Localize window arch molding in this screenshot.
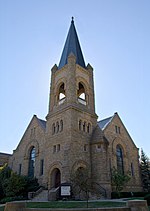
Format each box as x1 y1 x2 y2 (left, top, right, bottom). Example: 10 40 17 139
76 77 89 106
76 77 89 93
24 140 39 159
55 78 66 93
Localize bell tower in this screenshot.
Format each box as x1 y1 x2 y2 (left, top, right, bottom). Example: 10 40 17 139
48 18 96 116
46 18 98 186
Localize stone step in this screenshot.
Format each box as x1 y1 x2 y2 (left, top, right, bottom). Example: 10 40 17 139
31 190 48 202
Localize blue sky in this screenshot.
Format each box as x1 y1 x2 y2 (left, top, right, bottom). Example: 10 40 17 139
0 0 150 157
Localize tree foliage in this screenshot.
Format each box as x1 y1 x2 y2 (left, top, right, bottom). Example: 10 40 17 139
140 149 150 192
0 164 39 200
71 168 92 207
111 167 130 197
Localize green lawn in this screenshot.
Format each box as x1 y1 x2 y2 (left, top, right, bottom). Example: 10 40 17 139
27 201 126 208
0 201 150 210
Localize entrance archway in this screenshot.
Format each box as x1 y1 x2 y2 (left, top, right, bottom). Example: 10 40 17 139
51 168 61 188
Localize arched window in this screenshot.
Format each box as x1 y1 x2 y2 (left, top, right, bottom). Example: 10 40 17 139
87 123 91 133
28 147 35 177
78 82 86 105
60 120 63 132
58 83 66 105
79 120 82 131
56 121 59 133
83 121 86 132
116 145 124 174
52 123 55 135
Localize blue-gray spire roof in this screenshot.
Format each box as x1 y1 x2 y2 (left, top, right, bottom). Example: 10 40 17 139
58 18 86 69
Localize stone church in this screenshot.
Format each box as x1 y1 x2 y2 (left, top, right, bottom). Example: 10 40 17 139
7 18 142 198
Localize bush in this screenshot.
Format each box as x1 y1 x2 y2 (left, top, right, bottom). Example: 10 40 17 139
144 194 150 206
0 164 39 201
111 191 148 199
0 196 25 204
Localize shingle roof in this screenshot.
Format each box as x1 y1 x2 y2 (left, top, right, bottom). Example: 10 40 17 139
91 125 109 145
58 18 86 69
37 118 46 130
98 116 113 130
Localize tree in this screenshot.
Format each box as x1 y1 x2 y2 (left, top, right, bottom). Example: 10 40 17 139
111 167 130 197
140 149 150 192
2 172 26 197
71 168 92 207
0 164 12 199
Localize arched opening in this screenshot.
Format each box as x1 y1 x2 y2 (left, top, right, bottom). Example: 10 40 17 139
60 120 63 132
28 146 35 177
52 123 55 134
79 120 82 131
87 123 91 133
58 83 66 105
51 168 61 188
116 145 124 174
78 82 86 105
56 121 59 133
83 121 86 132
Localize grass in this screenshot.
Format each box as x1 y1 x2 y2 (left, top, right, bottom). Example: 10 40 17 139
27 201 126 208
0 201 150 210
0 207 4 211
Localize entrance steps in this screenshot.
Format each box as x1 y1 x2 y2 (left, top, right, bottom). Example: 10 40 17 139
30 190 48 201
48 187 60 201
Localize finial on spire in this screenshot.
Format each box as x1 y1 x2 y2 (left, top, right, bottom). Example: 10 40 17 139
71 17 74 23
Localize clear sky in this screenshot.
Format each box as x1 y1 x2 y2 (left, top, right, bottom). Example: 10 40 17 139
0 0 150 157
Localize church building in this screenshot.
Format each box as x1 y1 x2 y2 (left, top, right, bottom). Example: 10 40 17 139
7 18 142 198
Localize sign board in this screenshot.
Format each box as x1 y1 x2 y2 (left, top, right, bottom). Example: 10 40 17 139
61 185 71 196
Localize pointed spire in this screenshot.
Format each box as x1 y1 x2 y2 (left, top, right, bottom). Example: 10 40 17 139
58 18 86 69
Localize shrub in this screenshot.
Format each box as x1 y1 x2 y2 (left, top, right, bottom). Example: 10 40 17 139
144 193 150 206
111 191 148 199
0 196 25 204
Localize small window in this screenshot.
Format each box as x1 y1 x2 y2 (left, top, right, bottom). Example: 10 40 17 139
19 164 22 175
57 144 60 152
60 120 63 132
87 123 91 133
131 163 134 176
34 127 36 135
84 144 88 152
115 125 118 133
56 122 59 133
31 129 33 136
40 159 44 176
83 122 86 132
53 145 56 153
115 126 121 134
79 120 82 131
52 123 55 135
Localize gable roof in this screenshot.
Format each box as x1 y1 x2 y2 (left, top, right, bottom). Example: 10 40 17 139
98 116 113 130
58 18 86 69
37 118 46 130
98 113 138 148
